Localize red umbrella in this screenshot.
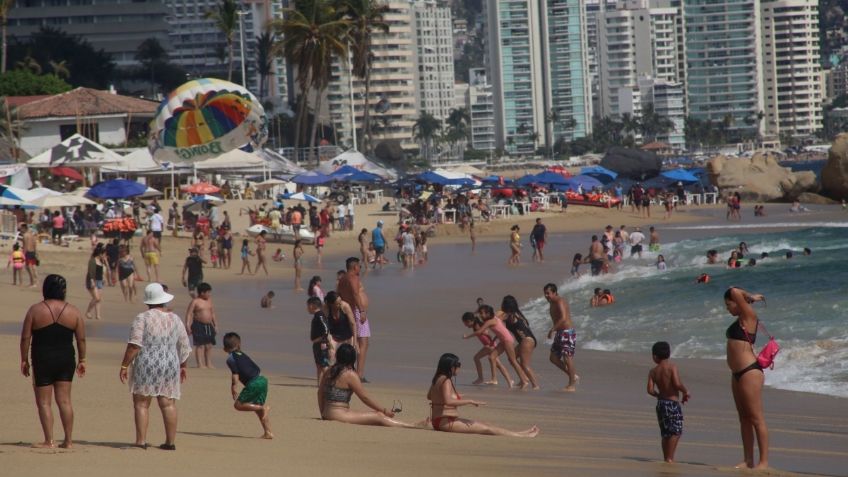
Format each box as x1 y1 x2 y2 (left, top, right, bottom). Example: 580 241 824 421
50 166 84 181
182 182 220 194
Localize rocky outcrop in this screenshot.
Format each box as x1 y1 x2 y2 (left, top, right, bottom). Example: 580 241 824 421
707 152 817 202
796 192 837 205
821 133 848 200
600 147 662 180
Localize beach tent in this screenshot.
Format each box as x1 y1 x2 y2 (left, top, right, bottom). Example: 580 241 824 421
193 148 265 171
580 165 618 183
330 166 382 183
414 171 452 185
442 164 486 177
255 149 306 174
27 134 123 168
433 168 481 185
255 178 288 190
661 168 699 184
0 164 32 189
514 174 540 186
291 171 333 185
531 171 571 186
0 185 55 202
87 179 147 199
563 175 603 191
102 148 171 174
320 149 398 180
282 191 321 203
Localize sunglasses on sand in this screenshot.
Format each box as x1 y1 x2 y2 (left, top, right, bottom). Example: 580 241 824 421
391 400 403 413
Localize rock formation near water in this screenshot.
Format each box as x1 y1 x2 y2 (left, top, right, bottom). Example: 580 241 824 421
600 147 662 180
821 133 848 200
707 152 817 202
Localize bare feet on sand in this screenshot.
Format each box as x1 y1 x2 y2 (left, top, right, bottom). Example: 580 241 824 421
260 405 273 439
32 441 55 449
471 378 485 385
520 425 540 438
58 440 72 449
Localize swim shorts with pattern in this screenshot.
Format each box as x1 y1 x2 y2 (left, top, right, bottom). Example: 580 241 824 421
656 399 683 438
551 328 576 358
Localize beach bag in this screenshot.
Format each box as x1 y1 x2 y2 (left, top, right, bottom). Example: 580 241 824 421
756 322 780 370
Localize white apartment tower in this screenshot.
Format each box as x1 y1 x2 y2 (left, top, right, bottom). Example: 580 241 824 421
760 0 823 139
486 0 592 155
684 0 768 139
467 68 497 150
597 0 686 117
327 0 419 150
412 0 456 126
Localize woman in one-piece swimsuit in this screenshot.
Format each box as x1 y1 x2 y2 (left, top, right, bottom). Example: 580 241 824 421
464 304 529 387
501 295 540 389
724 287 769 469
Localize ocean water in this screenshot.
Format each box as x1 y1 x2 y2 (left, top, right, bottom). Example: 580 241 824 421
521 225 848 398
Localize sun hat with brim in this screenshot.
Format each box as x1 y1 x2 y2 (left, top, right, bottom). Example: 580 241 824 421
144 283 174 305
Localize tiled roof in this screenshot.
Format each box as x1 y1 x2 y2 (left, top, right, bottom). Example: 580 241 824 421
641 141 671 150
13 87 159 120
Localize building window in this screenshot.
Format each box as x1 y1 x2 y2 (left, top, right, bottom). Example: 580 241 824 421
60 123 99 142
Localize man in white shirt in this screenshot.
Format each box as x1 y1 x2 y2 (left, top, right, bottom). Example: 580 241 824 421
346 202 355 231
148 209 165 241
629 227 645 258
337 203 347 230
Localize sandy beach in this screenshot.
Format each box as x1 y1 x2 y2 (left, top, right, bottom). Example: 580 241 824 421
1 199 846 477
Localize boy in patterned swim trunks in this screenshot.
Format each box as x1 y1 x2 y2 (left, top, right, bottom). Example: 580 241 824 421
647 341 691 463
223 332 273 439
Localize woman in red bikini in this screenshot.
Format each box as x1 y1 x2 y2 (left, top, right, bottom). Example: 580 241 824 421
427 353 538 437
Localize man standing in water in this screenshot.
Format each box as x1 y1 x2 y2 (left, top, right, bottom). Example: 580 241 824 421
589 235 605 276
544 283 578 392
19 223 38 287
530 218 548 262
371 220 387 269
255 230 269 275
337 257 371 381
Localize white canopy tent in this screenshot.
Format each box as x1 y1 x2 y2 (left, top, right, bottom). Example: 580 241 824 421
193 149 265 170
27 134 123 168
101 148 169 174
319 149 398 180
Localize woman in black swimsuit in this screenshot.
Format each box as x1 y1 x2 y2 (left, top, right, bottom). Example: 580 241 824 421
724 287 769 469
324 291 358 348
20 274 86 448
85 243 106 320
500 295 540 389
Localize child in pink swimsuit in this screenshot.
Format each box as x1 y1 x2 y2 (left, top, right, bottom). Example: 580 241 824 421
461 312 512 387
463 304 527 387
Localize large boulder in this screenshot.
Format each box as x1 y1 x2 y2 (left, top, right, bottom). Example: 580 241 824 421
796 192 837 205
707 152 818 202
821 133 848 200
374 140 406 164
600 147 662 180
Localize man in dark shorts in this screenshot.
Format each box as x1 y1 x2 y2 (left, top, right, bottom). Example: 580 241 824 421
105 238 120 286
530 218 548 262
307 296 330 382
185 282 217 368
588 235 605 276
181 247 205 298
20 223 39 286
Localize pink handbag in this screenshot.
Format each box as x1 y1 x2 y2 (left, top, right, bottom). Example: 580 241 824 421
745 322 780 370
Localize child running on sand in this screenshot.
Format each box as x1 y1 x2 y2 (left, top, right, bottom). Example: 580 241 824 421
461 312 512 386
260 291 275 308
308 296 331 383
223 332 273 439
647 341 690 463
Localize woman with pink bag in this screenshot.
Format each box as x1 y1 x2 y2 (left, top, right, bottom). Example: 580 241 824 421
724 287 770 470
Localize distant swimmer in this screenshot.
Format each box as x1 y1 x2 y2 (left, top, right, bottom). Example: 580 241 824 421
747 259 757 267
706 250 720 264
696 273 710 284
592 288 615 307
803 247 811 256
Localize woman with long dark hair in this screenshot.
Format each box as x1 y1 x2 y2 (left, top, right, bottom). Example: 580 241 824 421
307 275 324 301
85 243 107 320
317 344 416 428
20 274 86 448
724 287 769 469
427 353 538 437
500 295 540 389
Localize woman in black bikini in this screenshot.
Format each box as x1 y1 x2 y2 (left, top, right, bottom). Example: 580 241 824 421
318 344 417 428
19 274 86 448
427 353 538 437
85 243 106 320
724 287 769 469
500 296 540 389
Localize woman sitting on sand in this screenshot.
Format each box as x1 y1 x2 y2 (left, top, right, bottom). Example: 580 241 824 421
427 353 538 437
317 344 418 428
724 287 769 469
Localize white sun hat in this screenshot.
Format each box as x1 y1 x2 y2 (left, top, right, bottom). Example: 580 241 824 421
143 283 174 305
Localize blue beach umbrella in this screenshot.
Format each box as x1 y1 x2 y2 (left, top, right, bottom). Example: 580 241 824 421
414 171 452 185
87 179 147 199
282 191 321 203
532 171 571 186
661 168 699 184
291 171 332 185
514 174 539 186
580 165 618 183
564 175 603 190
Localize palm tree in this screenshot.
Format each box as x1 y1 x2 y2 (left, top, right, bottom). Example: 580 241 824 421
15 55 41 74
206 0 239 82
444 107 469 158
48 59 70 79
0 0 12 74
135 38 168 95
337 0 389 154
413 111 441 162
255 31 275 99
272 0 349 163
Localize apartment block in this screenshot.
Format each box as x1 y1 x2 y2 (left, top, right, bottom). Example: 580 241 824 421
412 0 456 125
467 68 496 150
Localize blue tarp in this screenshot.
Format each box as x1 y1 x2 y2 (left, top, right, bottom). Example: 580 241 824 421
562 175 603 191
532 171 571 185
661 168 700 183
291 171 333 185
331 166 382 183
580 165 618 183
87 179 147 199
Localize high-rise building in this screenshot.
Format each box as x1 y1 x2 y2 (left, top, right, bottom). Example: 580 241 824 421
485 0 592 155
467 68 496 150
597 0 686 117
684 0 767 138
327 0 418 150
760 0 822 139
412 0 456 125
7 0 172 68
584 0 616 118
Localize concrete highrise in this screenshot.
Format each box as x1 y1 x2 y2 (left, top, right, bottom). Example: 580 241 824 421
486 0 592 155
412 0 456 126
760 0 823 139
467 68 496 150
597 0 686 118
684 0 767 138
327 0 419 150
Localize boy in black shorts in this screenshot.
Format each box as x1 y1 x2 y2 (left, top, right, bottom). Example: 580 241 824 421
647 341 691 463
307 296 330 383
223 332 273 439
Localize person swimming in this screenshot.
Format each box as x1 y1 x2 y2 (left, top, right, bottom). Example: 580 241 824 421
696 273 711 284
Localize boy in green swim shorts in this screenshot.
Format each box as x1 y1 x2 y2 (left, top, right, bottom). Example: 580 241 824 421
223 332 273 439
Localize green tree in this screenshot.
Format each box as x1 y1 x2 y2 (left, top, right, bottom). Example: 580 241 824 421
272 0 349 163
206 0 239 82
7 27 114 88
413 111 441 162
444 107 469 158
640 103 674 143
0 69 71 96
255 31 275 99
0 0 12 74
15 55 41 74
135 38 168 96
337 0 389 154
48 59 70 79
